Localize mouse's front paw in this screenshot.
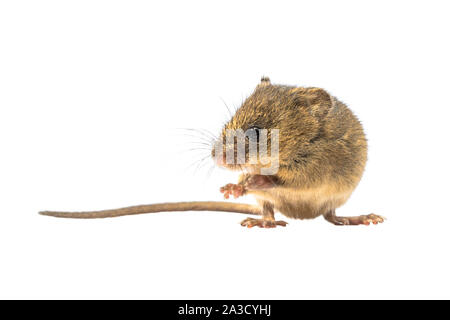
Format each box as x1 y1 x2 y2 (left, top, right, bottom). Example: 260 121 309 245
220 183 246 199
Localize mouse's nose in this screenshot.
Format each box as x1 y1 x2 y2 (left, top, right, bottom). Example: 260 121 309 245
211 146 227 166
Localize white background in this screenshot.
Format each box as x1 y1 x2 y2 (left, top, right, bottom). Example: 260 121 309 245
1 0 449 299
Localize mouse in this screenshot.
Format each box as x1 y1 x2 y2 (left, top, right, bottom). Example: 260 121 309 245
40 77 384 228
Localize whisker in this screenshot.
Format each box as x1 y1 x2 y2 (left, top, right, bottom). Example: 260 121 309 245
193 154 213 174
206 163 215 179
184 153 211 172
183 141 213 148
179 148 211 155
203 128 218 138
177 132 215 144
179 128 217 141
219 97 233 119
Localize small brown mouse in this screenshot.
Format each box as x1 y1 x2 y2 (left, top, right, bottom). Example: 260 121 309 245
40 77 384 228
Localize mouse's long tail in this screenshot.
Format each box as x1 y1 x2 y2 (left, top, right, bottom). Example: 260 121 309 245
39 201 261 219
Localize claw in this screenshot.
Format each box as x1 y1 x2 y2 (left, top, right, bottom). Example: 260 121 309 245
220 183 246 199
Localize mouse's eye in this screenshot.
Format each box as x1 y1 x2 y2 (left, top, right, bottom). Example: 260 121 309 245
247 126 261 141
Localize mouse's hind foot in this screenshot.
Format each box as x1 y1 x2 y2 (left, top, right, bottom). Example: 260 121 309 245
324 211 385 226
240 217 288 228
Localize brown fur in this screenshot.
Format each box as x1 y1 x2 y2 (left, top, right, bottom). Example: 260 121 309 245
221 78 367 219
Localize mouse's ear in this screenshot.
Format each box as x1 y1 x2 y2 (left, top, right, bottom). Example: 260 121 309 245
259 76 271 87
305 88 333 119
